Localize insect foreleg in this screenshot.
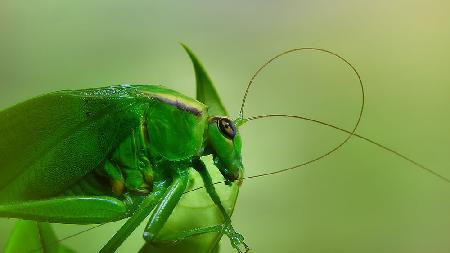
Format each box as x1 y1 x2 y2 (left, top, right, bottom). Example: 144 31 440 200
142 169 190 242
193 159 249 253
99 180 169 253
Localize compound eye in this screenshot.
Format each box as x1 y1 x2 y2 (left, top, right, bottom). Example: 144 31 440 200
217 118 236 139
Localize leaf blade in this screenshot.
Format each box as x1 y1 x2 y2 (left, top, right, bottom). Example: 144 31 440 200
4 220 74 253
182 44 228 116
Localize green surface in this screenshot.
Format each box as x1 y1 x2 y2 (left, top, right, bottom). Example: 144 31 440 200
1 1 450 253
4 220 74 253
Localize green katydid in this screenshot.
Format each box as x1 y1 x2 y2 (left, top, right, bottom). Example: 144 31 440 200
0 45 246 253
2 44 450 253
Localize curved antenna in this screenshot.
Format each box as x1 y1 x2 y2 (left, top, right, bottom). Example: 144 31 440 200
183 114 450 196
243 114 450 183
239 47 364 119
239 47 365 183
183 48 450 193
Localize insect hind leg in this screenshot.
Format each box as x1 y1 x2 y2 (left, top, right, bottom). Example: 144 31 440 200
0 195 127 224
142 169 190 242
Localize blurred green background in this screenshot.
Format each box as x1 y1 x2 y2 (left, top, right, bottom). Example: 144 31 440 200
1 1 450 252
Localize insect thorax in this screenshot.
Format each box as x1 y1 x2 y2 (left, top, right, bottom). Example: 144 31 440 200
63 88 209 198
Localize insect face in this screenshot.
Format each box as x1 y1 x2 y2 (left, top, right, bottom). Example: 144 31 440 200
207 116 243 184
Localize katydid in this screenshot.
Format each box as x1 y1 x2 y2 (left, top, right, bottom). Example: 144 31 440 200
2 45 450 253
0 45 246 253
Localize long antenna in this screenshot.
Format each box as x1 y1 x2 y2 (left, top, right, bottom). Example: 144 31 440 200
238 47 365 180
239 47 364 120
243 114 450 183
183 113 450 196
183 47 450 192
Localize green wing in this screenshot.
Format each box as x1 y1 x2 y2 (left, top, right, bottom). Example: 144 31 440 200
0 86 143 202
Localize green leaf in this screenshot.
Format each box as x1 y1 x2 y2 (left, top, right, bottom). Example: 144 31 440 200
182 44 228 116
4 220 75 253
